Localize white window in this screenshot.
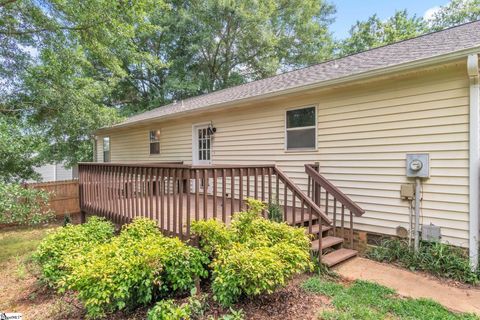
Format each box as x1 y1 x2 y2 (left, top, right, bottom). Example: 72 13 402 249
103 137 110 162
285 106 317 150
149 129 160 155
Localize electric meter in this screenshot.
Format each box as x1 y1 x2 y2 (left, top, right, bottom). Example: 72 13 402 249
406 154 429 178
410 159 423 171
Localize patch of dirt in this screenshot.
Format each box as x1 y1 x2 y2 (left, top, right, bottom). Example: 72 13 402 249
203 275 330 320
0 259 83 319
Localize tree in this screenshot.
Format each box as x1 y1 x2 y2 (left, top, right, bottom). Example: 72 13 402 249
0 116 44 182
111 0 337 113
338 10 427 56
428 0 480 31
1 0 337 176
0 0 154 168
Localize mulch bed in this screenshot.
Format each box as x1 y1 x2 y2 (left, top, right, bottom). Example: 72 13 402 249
232 277 329 320
106 274 329 320
3 269 328 319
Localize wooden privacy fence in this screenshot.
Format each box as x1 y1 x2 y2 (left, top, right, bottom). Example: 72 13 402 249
78 163 331 242
27 180 80 216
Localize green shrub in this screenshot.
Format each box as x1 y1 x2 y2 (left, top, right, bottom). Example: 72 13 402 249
63 218 208 318
33 216 114 286
147 292 209 320
267 201 283 222
212 243 291 306
192 198 312 306
367 239 479 284
147 299 191 320
0 182 54 225
190 219 232 257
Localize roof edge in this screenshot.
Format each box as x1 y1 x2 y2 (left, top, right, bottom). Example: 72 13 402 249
96 45 480 135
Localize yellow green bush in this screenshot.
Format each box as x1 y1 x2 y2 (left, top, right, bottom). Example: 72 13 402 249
61 218 208 318
192 198 312 306
33 216 114 286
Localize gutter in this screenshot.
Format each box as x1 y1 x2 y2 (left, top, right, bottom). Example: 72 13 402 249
468 54 479 271
96 45 480 134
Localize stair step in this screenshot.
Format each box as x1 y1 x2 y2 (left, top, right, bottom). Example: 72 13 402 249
322 248 358 267
311 236 344 251
307 224 332 234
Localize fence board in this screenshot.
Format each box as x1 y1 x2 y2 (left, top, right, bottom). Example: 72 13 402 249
26 180 80 216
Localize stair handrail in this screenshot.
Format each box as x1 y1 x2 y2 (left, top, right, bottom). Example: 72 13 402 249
305 164 365 217
273 165 332 225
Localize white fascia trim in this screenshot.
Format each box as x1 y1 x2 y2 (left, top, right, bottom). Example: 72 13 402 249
468 54 479 271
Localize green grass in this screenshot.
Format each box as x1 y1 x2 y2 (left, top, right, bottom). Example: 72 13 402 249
0 225 58 263
301 277 479 320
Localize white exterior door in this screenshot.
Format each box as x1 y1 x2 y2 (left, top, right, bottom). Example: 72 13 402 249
192 124 213 192
193 124 212 165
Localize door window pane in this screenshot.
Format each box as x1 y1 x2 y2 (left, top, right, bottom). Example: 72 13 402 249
196 126 212 161
149 130 160 155
103 137 110 162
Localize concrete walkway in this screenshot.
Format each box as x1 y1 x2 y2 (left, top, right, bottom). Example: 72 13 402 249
334 257 480 315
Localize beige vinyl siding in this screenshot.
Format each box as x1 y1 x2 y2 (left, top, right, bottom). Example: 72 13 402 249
97 62 470 247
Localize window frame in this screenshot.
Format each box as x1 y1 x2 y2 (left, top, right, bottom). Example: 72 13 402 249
284 105 318 152
103 136 110 162
149 129 161 155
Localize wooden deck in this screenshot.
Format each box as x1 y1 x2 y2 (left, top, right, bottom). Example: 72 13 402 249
83 193 320 238
79 162 364 265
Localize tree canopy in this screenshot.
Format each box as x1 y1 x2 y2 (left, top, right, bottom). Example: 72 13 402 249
1 0 479 181
338 10 427 56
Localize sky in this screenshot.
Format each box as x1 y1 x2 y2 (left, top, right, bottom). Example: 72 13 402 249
330 0 449 39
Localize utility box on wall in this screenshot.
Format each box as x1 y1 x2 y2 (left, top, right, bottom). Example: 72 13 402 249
406 153 430 178
422 224 441 242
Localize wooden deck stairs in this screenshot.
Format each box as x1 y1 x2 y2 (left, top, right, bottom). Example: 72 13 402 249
302 164 365 267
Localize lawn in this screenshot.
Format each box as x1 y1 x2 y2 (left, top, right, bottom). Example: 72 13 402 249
301 276 479 320
0 225 57 262
0 223 478 320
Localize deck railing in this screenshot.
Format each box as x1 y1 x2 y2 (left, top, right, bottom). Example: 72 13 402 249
305 163 365 248
78 163 331 247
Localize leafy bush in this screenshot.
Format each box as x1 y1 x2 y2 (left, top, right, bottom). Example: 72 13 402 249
147 299 192 320
267 201 283 222
0 182 54 225
147 297 244 320
367 239 479 284
191 219 232 257
33 216 114 286
63 218 208 318
147 290 210 320
192 198 312 306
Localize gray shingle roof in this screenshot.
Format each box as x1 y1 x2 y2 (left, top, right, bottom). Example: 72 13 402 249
114 21 480 128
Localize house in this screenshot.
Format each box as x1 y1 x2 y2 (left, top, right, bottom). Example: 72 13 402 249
85 21 480 268
29 162 78 183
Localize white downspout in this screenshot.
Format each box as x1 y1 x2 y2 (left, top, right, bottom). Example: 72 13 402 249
468 54 479 271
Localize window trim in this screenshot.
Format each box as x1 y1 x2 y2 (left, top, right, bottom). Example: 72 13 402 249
149 129 161 156
103 136 110 163
284 105 318 152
